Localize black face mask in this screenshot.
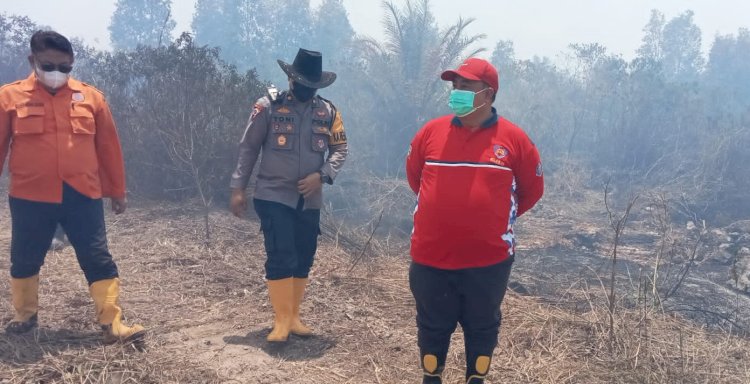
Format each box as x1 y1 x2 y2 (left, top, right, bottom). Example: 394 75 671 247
291 81 317 102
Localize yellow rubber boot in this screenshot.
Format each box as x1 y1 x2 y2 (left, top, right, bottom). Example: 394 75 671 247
266 278 294 342
290 277 313 336
6 275 39 334
89 278 145 344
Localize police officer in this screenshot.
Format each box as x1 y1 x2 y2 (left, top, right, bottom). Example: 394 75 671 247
230 48 347 342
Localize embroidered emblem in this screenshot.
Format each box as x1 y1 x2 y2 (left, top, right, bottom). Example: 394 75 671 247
251 103 264 120
493 145 508 159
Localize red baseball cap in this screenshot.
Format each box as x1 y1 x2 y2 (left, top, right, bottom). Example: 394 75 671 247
441 57 499 93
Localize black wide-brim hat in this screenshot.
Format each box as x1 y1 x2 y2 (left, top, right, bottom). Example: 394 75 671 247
278 48 337 89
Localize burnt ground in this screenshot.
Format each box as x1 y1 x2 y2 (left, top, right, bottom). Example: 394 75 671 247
0 193 749 384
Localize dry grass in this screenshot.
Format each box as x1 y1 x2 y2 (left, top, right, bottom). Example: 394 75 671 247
0 198 749 383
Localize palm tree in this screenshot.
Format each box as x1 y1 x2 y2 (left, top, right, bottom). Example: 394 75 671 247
354 0 486 175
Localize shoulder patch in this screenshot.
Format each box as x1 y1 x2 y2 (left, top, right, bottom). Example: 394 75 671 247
329 111 347 145
250 96 271 121
250 96 272 120
250 103 265 120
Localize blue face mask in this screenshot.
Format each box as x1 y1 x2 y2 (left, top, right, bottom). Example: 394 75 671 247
448 88 489 117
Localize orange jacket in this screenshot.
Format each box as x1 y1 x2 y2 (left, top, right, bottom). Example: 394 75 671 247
0 73 126 203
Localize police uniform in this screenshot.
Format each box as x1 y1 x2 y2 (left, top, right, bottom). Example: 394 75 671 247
231 91 347 213
230 48 347 342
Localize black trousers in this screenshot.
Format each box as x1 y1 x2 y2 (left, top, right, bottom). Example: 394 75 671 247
253 197 320 280
409 258 513 376
9 183 118 284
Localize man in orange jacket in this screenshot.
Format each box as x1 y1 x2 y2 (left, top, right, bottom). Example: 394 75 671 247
0 30 144 343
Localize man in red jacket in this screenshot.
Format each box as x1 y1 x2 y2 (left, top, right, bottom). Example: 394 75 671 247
406 58 543 384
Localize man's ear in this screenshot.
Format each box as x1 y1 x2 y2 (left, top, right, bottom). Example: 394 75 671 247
27 55 35 68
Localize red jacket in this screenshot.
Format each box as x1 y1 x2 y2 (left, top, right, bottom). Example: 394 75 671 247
406 111 543 269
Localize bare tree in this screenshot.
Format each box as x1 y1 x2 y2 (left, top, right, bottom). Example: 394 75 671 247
604 180 639 349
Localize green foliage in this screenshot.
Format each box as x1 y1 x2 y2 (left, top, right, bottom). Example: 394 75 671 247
0 14 37 83
705 28 750 105
79 33 266 200
636 9 665 64
0 4 749 221
109 0 176 50
192 0 326 85
340 0 485 176
486 11 749 221
662 10 704 82
310 0 355 67
191 0 251 63
701 28 750 218
490 40 516 87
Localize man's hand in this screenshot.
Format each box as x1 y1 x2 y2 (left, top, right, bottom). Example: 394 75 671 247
111 197 127 215
230 188 248 218
298 172 323 198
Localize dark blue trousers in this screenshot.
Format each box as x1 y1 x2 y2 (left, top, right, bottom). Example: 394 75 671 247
409 257 514 379
253 197 320 280
9 183 118 284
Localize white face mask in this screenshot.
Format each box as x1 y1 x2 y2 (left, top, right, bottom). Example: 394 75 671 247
35 66 69 90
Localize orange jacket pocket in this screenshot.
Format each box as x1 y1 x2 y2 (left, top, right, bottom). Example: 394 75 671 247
70 108 96 134
14 106 45 135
